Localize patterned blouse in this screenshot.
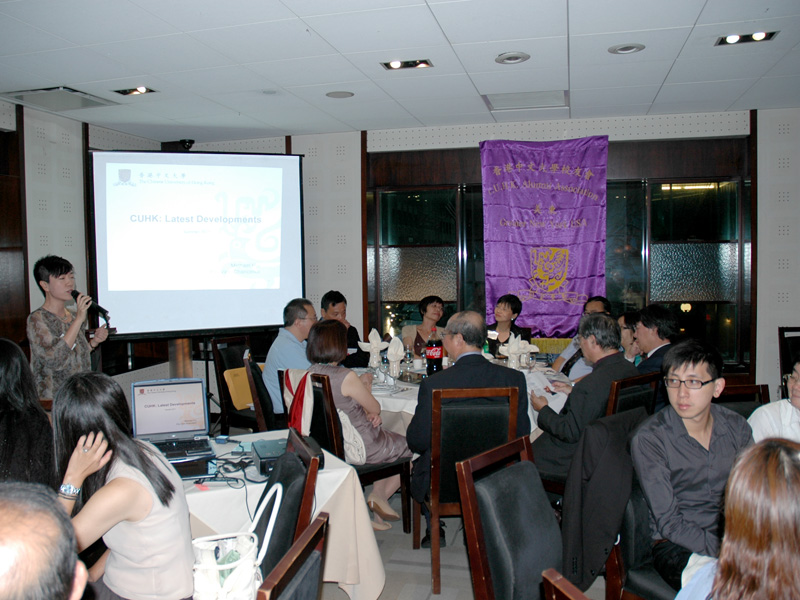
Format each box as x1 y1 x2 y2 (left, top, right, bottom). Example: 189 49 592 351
27 307 91 401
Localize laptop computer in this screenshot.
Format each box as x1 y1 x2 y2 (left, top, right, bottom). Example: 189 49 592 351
131 378 215 463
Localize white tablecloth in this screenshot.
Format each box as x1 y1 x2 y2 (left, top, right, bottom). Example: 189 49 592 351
185 430 385 600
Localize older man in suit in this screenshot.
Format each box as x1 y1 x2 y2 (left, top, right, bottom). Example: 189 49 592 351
406 310 531 546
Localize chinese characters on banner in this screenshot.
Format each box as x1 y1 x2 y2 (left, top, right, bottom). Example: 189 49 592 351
481 136 608 337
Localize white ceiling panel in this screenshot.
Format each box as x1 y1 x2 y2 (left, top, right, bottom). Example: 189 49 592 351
189 19 337 64
570 60 674 89
0 0 796 141
429 0 567 44
469 68 568 95
302 6 447 54
0 0 179 45
569 0 704 35
728 75 800 110
129 0 296 30
570 85 660 108
570 28 693 66
452 37 568 73
246 55 368 87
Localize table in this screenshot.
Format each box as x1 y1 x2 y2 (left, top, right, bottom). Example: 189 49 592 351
184 430 385 600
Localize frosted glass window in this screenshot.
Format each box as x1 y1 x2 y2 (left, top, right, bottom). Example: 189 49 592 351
378 247 457 301
650 243 738 302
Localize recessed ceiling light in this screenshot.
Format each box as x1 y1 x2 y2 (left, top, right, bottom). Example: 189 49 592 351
114 86 156 96
608 43 645 55
380 59 433 70
716 31 778 45
495 51 531 65
326 91 354 99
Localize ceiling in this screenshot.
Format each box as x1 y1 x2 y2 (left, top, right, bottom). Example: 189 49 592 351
0 0 798 143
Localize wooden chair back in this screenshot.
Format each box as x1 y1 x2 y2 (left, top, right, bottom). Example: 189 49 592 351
606 371 660 416
542 568 589 600
242 351 277 431
257 513 329 600
714 383 770 419
211 335 255 434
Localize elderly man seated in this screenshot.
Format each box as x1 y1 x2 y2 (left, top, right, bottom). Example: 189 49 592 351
748 356 800 442
406 310 531 546
0 481 88 600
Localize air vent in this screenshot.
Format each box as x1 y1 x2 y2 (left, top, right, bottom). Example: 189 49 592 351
0 87 118 112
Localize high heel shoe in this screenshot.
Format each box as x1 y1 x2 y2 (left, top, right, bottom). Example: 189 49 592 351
367 493 400 521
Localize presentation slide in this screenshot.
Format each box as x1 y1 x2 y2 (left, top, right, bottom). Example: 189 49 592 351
92 151 304 337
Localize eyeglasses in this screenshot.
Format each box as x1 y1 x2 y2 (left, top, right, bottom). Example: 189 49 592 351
663 377 714 390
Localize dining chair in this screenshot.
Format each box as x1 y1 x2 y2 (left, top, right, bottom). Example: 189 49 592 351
257 513 329 600
307 373 412 533
606 371 661 416
211 335 257 434
542 568 590 600
456 436 561 600
254 428 321 577
416 387 519 595
604 477 676 600
713 383 770 419
242 349 278 431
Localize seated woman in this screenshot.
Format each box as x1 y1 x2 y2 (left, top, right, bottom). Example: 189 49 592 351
307 319 412 530
401 295 445 358
53 372 193 600
0 338 55 487
27 255 108 402
486 294 531 356
676 438 800 599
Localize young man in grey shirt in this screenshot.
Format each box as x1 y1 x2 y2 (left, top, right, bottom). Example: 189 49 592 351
631 339 752 591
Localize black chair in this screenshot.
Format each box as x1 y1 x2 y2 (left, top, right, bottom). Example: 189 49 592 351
456 436 561 600
242 349 278 431
307 373 412 534
542 568 590 600
257 513 329 600
416 387 519 595
714 383 769 419
606 371 660 416
253 429 320 577
211 336 258 434
604 477 676 600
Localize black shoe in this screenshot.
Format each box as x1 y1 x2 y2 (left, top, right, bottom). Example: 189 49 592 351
421 524 447 548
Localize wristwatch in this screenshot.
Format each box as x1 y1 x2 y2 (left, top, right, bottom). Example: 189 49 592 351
59 483 81 497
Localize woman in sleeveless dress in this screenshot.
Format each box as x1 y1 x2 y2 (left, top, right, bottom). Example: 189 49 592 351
53 372 193 600
402 295 445 358
307 319 411 530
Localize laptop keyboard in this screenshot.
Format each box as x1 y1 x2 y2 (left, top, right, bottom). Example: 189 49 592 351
154 438 212 459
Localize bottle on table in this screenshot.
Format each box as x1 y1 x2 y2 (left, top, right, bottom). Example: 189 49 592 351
426 327 443 376
405 344 414 365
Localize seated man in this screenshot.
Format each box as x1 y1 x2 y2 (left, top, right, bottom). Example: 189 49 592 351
0 481 87 600
263 298 317 416
748 357 800 442
532 312 638 478
631 339 753 591
552 296 611 381
406 310 531 545
634 304 678 412
320 290 369 368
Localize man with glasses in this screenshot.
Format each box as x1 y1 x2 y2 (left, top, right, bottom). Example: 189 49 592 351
631 340 752 591
552 296 611 381
748 357 800 442
406 310 531 547
263 298 317 416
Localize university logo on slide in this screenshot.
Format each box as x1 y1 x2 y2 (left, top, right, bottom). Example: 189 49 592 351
118 169 131 183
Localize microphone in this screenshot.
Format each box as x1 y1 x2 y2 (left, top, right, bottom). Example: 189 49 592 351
71 290 110 322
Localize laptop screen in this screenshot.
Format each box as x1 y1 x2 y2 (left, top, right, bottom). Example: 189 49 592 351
131 378 209 442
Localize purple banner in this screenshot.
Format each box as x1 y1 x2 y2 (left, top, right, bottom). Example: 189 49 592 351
481 136 608 337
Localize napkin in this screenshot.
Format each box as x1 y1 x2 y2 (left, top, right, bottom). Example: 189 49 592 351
386 336 405 362
358 329 389 369
499 334 540 356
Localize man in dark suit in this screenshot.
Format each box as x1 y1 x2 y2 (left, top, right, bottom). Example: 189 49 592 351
634 304 679 412
320 290 370 368
406 310 531 545
531 313 639 479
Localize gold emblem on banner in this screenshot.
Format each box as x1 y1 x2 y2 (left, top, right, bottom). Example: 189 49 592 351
516 247 587 305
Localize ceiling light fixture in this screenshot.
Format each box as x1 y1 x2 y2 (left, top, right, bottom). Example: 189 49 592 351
380 59 433 70
114 86 156 96
716 31 778 45
608 43 645 55
325 91 354 99
495 51 531 65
